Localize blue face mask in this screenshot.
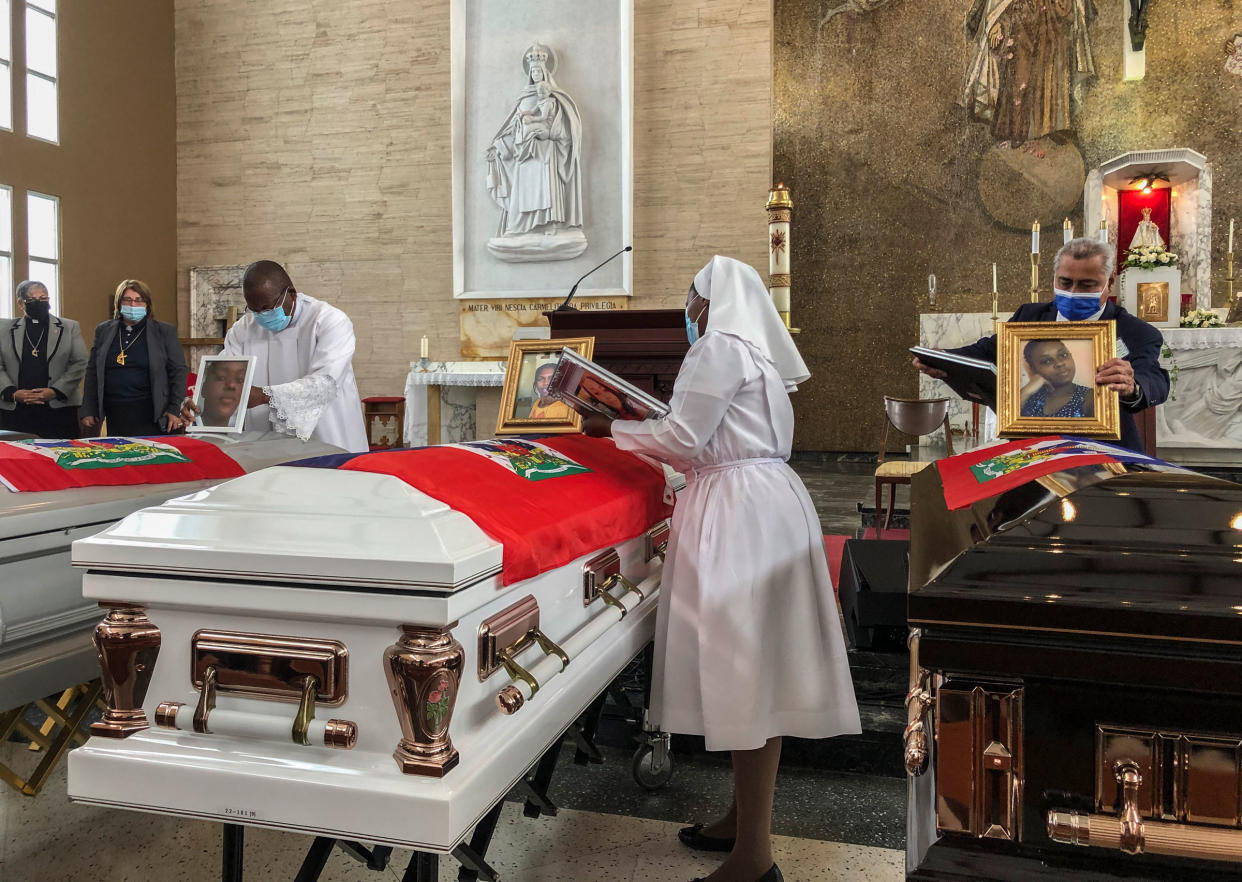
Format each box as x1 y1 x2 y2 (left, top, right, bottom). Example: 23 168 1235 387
685 312 699 345
1053 289 1104 321
253 290 292 333
120 305 146 322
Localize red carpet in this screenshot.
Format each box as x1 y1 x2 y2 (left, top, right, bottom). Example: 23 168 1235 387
824 528 910 591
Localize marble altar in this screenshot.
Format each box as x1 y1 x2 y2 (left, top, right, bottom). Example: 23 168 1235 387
917 312 999 446
404 361 506 447
1156 327 1242 465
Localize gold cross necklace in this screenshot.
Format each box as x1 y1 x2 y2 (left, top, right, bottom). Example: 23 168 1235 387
116 323 147 366
24 323 47 357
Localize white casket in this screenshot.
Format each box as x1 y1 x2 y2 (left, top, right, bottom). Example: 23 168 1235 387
67 450 673 854
0 436 340 714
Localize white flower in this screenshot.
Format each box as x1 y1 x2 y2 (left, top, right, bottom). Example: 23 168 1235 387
1159 253 1170 263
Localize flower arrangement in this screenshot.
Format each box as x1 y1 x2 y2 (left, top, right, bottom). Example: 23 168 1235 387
1181 308 1224 329
1122 244 1179 271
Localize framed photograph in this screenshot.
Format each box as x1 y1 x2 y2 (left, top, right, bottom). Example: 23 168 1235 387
548 348 670 421
997 321 1120 440
187 355 256 435
495 337 595 435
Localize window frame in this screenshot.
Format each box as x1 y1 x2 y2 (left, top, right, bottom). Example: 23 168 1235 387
0 185 12 320
26 188 59 313
0 0 11 132
23 0 57 144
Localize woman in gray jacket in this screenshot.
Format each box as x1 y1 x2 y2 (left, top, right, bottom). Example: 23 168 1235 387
0 281 88 438
81 280 188 436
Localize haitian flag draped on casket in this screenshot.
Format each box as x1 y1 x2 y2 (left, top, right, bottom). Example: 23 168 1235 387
935 435 1190 511
291 434 673 585
0 436 245 492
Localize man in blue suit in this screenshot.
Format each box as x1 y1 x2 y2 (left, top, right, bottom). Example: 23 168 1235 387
914 238 1169 453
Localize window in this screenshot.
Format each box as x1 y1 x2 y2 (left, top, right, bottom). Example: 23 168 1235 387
25 0 56 142
0 186 11 319
27 190 57 311
0 1 11 131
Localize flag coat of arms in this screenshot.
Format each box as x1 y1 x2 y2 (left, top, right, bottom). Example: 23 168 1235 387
935 436 1184 511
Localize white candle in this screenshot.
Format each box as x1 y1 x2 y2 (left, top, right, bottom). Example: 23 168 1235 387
1032 221 1040 254
992 263 997 293
1230 218 1236 254
1063 218 1073 244
420 335 428 359
1098 220 1108 244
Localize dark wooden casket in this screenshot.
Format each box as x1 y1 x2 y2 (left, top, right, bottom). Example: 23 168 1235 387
905 461 1242 881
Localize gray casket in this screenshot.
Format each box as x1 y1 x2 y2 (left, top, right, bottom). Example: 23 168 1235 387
67 460 672 853
0 436 340 713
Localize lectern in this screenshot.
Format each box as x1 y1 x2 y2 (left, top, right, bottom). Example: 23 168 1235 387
545 309 689 403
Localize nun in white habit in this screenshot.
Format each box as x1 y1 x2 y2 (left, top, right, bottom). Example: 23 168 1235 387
584 255 859 882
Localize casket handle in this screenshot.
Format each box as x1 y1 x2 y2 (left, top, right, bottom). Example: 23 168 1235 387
530 628 569 671
194 665 218 734
291 674 319 746
600 572 644 610
497 649 540 697
904 629 932 777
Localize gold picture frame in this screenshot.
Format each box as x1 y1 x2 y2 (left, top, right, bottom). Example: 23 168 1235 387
997 321 1120 441
496 337 595 435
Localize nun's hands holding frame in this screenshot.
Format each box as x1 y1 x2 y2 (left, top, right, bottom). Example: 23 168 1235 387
582 413 614 438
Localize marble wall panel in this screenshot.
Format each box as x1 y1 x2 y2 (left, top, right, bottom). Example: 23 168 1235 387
176 0 771 403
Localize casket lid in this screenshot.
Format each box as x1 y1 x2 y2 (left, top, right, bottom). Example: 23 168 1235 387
909 469 1242 645
72 466 502 592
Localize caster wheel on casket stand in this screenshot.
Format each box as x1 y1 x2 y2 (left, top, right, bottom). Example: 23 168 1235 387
631 724 673 791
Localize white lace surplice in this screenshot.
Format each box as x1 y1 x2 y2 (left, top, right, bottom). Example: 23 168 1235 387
221 293 369 453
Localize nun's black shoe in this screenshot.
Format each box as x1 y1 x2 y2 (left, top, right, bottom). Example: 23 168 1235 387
690 864 783 882
678 823 736 852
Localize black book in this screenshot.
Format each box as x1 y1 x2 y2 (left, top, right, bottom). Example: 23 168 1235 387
910 346 997 409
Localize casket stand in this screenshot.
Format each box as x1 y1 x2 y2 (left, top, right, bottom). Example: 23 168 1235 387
0 435 340 796
904 457 1242 881
68 458 677 881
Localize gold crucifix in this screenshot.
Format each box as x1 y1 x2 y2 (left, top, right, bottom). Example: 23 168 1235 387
116 352 126 366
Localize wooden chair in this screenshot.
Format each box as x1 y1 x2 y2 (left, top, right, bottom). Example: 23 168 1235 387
875 397 954 537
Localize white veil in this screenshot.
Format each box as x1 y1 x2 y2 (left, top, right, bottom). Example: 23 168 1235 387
693 255 810 392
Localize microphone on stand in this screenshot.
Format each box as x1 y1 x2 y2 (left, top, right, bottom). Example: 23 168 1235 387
556 245 632 311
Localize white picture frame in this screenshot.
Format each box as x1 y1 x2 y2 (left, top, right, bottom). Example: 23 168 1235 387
451 0 634 302
188 355 256 435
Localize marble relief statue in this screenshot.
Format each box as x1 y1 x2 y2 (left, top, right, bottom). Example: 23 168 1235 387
1129 207 1165 250
961 0 1098 146
485 42 587 262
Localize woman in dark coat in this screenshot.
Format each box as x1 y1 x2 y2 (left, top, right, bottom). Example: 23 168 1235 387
81 279 188 436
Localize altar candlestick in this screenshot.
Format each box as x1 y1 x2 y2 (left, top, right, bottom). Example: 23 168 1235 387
1031 221 1040 254
767 183 798 333
1063 218 1073 244
1030 222 1041 303
1230 218 1235 254
420 336 428 359
1098 220 1108 244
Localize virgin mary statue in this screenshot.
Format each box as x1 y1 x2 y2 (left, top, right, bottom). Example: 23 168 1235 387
485 43 587 262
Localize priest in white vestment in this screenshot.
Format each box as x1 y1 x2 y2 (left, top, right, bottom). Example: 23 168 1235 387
584 255 859 882
185 261 368 453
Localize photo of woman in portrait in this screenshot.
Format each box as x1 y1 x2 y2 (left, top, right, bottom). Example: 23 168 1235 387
1019 338 1095 418
194 359 249 430
526 361 570 419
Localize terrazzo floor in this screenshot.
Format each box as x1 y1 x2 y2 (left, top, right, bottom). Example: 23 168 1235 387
0 459 910 882
0 744 903 881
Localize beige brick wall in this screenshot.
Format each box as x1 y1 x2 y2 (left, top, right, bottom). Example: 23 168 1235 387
176 0 772 398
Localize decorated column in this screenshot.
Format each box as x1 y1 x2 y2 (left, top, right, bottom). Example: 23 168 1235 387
767 184 798 333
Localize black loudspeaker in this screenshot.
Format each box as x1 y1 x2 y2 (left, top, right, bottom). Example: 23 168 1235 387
838 539 909 650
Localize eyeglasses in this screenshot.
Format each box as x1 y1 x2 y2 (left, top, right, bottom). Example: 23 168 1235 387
119 296 146 305
246 287 290 314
